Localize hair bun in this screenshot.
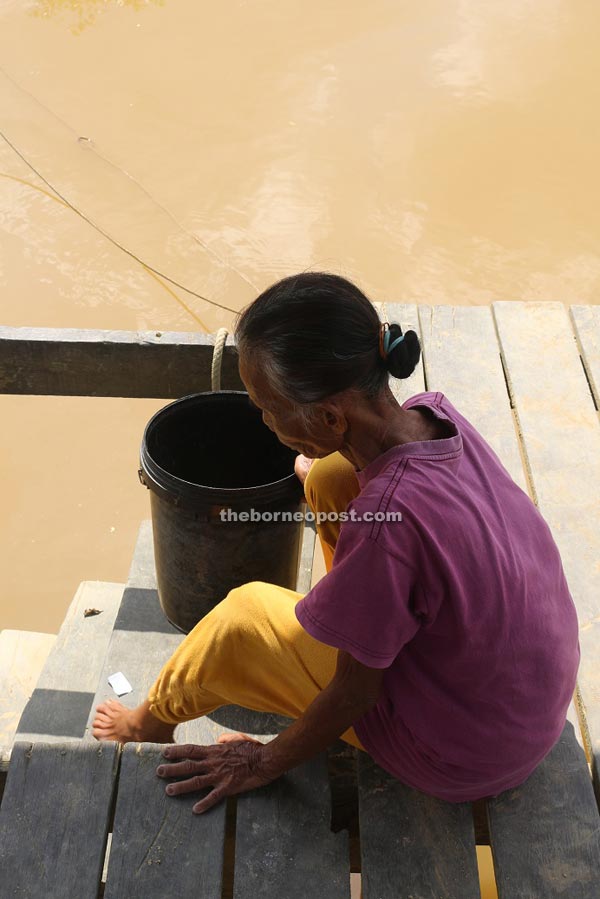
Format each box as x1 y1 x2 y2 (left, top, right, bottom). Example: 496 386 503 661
385 323 421 380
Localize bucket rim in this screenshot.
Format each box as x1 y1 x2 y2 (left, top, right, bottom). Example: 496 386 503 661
139 390 304 506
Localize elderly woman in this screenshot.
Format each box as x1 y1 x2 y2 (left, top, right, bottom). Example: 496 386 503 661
93 272 580 814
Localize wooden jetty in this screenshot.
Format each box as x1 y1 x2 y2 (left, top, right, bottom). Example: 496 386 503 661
1 301 600 897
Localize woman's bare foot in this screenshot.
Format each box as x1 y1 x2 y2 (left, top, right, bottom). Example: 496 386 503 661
217 731 262 745
294 454 315 485
92 698 175 745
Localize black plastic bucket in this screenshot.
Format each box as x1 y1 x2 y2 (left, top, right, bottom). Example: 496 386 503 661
138 391 305 633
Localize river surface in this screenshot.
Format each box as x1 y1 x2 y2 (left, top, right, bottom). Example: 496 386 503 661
5 3 597 893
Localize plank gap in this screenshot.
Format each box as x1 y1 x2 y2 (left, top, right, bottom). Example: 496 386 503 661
496 341 539 506
98 840 109 898
498 352 514 409
472 798 490 845
416 305 429 392
99 746 122 890
327 743 361 873
579 354 599 412
573 685 600 813
348 811 361 875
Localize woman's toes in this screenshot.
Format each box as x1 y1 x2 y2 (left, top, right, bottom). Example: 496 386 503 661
217 731 261 745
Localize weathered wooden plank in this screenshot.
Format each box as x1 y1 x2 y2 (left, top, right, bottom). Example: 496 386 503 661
567 698 589 758
376 302 427 402
0 326 244 397
357 753 481 898
0 630 56 773
0 741 119 897
82 585 213 743
16 582 124 744
487 720 600 898
492 301 600 797
417 304 528 491
121 517 309 743
83 586 291 749
104 742 225 898
127 520 158 589
234 752 350 898
570 305 600 410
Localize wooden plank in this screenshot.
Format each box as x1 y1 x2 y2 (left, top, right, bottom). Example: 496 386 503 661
83 586 292 749
0 630 56 773
357 753 481 898
487 720 600 898
0 740 119 897
127 520 157 589
492 301 600 795
417 304 528 491
376 302 427 402
0 326 244 397
417 303 587 749
16 582 124 744
571 305 600 409
104 742 225 898
121 518 310 743
83 585 212 743
234 752 350 898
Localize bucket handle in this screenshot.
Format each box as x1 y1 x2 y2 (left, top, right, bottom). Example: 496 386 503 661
211 328 229 392
139 327 230 493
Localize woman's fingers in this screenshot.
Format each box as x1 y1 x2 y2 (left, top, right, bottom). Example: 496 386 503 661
155 739 277 814
164 773 213 796
161 743 208 761
156 758 205 778
193 786 226 815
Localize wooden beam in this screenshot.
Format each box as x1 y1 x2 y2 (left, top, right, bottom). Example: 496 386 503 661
486 721 600 898
0 326 244 397
357 754 481 898
417 303 527 491
16 582 125 748
234 753 350 898
492 300 600 801
571 305 600 411
0 741 119 897
104 742 226 898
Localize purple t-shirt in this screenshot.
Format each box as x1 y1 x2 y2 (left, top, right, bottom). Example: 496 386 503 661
295 390 581 802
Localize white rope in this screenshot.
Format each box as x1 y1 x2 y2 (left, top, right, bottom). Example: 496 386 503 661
211 328 229 391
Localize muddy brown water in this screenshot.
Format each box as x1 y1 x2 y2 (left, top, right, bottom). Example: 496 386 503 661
3 0 600 633
2 5 599 891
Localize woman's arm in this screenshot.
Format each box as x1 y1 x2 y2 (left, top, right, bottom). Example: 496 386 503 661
156 650 385 813
261 649 384 777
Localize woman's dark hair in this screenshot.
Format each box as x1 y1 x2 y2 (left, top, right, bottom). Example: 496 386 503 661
234 272 420 406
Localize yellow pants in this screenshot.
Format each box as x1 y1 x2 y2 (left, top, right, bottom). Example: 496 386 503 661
147 451 366 749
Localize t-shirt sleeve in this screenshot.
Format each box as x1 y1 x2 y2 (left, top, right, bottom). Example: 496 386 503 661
295 532 421 668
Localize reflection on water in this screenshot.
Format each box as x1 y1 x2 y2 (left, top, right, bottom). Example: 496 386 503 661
432 0 565 102
31 0 165 37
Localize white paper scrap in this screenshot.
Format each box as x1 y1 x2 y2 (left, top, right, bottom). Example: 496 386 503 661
108 671 133 696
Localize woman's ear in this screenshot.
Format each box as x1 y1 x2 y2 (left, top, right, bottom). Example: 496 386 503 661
321 403 347 434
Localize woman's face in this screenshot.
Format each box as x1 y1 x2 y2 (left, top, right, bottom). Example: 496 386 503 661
238 353 344 458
